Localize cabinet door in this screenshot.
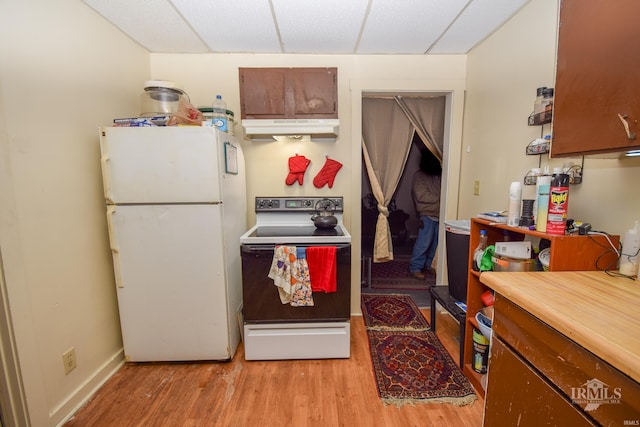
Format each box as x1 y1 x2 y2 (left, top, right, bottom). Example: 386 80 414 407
484 337 596 427
239 67 338 119
552 0 640 157
289 68 337 117
239 68 286 118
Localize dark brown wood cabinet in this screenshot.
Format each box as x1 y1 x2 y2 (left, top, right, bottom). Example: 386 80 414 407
484 295 640 426
484 335 596 426
552 0 640 157
239 67 338 119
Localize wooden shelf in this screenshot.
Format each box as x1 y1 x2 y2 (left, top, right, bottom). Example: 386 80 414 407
461 218 620 397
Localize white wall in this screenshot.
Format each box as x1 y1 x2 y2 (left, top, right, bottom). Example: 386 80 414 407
3 0 638 425
461 0 640 237
150 54 468 313
0 0 149 425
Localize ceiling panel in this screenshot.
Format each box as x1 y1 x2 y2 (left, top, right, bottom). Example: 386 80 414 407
272 0 369 53
83 0 208 53
429 0 530 53
171 0 282 53
81 0 532 55
358 0 468 54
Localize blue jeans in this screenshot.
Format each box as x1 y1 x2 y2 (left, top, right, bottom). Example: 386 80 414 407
410 216 439 273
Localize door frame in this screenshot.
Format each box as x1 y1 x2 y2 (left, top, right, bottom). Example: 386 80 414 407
0 250 30 427
349 79 466 310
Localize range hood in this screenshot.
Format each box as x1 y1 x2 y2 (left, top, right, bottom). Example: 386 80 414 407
242 118 339 141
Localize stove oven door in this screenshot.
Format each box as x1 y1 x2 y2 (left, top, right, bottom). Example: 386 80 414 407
240 243 351 323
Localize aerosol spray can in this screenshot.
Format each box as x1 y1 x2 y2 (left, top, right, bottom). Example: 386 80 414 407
546 171 570 235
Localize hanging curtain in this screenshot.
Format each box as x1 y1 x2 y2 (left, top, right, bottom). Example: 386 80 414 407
395 96 446 161
362 95 446 263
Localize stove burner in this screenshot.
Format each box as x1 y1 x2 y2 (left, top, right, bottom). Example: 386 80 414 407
312 228 339 237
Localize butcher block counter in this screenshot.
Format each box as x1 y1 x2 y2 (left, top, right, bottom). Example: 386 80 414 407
479 271 640 426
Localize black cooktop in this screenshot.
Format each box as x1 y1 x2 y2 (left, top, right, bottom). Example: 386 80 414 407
248 225 345 238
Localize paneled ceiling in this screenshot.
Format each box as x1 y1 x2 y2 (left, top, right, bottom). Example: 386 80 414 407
82 0 531 55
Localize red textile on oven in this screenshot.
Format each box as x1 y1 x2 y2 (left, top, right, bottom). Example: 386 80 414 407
306 246 337 293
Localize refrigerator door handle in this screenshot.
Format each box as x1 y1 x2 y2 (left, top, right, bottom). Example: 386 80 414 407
106 205 124 288
100 152 114 204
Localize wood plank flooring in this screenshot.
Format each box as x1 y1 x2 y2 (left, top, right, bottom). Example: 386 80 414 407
64 308 483 427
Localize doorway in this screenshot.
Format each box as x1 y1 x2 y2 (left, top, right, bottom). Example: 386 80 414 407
349 82 466 308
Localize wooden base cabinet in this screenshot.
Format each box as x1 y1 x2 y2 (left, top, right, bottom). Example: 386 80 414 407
484 337 596 426
484 295 640 426
462 219 619 396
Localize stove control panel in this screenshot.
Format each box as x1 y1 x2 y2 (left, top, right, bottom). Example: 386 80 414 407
255 197 343 212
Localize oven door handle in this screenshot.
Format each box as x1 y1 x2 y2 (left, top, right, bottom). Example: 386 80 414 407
241 244 351 254
241 244 278 254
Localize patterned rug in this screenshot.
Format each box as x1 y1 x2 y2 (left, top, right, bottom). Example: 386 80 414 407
362 294 476 407
369 256 435 290
361 294 430 331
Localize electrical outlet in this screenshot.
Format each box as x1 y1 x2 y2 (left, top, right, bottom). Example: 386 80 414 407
474 180 481 196
62 347 77 375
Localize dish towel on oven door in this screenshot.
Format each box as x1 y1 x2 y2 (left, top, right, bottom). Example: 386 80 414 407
306 246 337 293
268 246 314 306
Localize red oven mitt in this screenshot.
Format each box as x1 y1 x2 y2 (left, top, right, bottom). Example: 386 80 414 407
286 154 311 186
313 157 343 188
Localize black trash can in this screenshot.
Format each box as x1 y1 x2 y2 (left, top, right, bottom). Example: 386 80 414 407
444 220 470 303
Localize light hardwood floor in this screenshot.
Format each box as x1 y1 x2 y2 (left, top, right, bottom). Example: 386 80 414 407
64 308 483 427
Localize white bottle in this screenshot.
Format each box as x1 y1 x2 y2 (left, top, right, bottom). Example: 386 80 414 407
212 95 228 132
507 182 522 227
620 220 640 277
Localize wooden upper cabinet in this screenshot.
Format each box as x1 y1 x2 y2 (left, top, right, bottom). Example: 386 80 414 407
552 0 640 157
239 67 337 119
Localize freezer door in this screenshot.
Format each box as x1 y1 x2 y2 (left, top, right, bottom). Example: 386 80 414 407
100 126 222 204
107 204 236 361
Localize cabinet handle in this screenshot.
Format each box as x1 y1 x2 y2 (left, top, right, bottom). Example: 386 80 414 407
617 114 637 140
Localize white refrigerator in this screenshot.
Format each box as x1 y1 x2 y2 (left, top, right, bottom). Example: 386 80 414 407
99 126 246 362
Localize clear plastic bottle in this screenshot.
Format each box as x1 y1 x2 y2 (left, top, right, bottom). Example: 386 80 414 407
620 220 640 277
212 95 228 132
533 86 547 116
473 229 489 271
541 88 554 120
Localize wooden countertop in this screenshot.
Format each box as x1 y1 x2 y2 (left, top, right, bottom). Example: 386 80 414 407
480 271 640 383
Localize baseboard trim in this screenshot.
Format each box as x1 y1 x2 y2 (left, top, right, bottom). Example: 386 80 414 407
53 348 124 426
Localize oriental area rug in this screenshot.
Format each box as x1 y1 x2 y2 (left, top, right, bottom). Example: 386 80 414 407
361 294 476 407
369 256 435 290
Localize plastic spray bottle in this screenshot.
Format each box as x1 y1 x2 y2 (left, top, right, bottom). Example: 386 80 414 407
473 230 488 272
620 220 640 277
